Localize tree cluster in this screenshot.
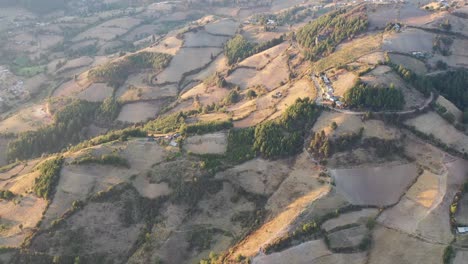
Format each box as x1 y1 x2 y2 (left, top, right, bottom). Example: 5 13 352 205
343 81 405 111
388 63 431 97
253 98 321 158
224 35 284 65
72 154 130 168
182 120 233 135
429 70 468 115
33 156 64 200
296 7 368 60
7 99 121 161
88 52 172 87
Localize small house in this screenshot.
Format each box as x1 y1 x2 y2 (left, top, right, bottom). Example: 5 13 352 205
457 227 468 234
321 75 331 85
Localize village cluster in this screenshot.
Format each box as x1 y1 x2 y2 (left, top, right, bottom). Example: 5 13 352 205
316 73 345 108
0 66 28 106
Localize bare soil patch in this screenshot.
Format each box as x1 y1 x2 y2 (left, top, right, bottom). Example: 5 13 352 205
242 25 288 43
360 65 426 109
204 19 239 36
313 34 382 73
52 79 86 98
215 158 290 196
322 209 379 232
76 83 114 102
329 70 358 97
265 152 322 215
368 226 445 264
357 51 385 65
388 53 427 75
327 225 368 250
454 250 468 264
182 83 230 106
183 30 228 47
117 74 178 102
184 132 228 155
145 35 183 55
312 111 400 140
238 42 289 69
132 174 171 199
32 187 145 262
382 29 434 53
367 4 429 29
157 47 222 84
117 102 162 123
229 186 330 259
269 78 317 120
0 103 53 134
253 239 367 264
73 17 141 41
185 54 229 82
405 111 468 153
0 195 47 247
227 53 289 91
330 163 419 206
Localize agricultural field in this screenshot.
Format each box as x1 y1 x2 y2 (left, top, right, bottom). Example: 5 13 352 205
382 28 434 54
116 102 162 123
76 83 114 102
242 25 288 43
183 132 228 155
312 112 400 140
0 103 53 134
117 73 178 101
327 70 358 97
73 17 142 42
360 65 426 109
388 53 427 75
0 0 467 263
405 111 468 153
368 226 445 264
313 33 383 73
330 163 419 206
156 47 222 85
367 4 431 29
226 52 290 90
436 95 463 121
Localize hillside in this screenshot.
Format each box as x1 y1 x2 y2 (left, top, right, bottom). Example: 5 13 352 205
0 0 467 264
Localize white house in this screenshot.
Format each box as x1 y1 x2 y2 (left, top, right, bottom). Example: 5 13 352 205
457 227 468 234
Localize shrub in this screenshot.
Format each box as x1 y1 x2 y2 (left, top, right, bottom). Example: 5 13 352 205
246 89 257 99
72 154 130 168
0 190 15 200
443 245 454 264
366 218 376 230
144 112 186 133
225 90 240 105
